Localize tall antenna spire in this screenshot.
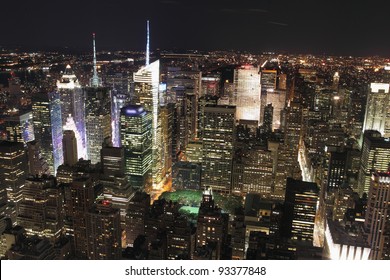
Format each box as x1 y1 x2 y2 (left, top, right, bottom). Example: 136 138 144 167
146 20 150 66
90 33 102 87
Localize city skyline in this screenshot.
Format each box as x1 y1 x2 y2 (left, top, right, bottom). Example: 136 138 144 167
1 1 390 56
1 1 390 262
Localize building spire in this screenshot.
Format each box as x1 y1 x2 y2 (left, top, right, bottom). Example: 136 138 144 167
146 20 150 66
90 33 102 87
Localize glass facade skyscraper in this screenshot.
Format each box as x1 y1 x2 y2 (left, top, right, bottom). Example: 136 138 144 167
120 105 152 190
133 60 164 189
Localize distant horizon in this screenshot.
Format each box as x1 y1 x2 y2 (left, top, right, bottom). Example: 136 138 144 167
2 44 390 59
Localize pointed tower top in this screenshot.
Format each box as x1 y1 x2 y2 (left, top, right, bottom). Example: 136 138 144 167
90 33 102 87
145 20 150 66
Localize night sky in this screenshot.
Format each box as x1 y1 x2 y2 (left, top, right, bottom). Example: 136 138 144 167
1 0 389 56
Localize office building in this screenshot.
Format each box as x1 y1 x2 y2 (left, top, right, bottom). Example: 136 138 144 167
120 105 152 190
196 189 229 260
62 130 78 166
32 91 63 174
133 60 164 189
26 140 49 176
0 141 28 214
125 192 150 247
69 177 97 259
202 105 236 193
17 176 63 241
233 65 261 123
86 200 122 260
56 65 86 157
364 172 390 259
363 83 390 137
4 110 34 145
358 130 390 195
84 86 112 164
281 178 319 243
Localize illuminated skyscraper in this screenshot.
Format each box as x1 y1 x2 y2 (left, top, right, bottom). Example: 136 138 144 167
202 105 236 193
32 91 63 174
260 67 278 124
364 172 390 260
84 35 112 164
133 60 163 189
26 141 49 176
265 89 286 131
120 105 152 190
5 110 34 145
281 178 319 243
100 140 132 223
358 130 390 196
363 83 390 137
196 189 228 259
69 177 97 259
111 89 128 147
233 65 261 123
160 104 174 177
242 148 274 197
86 200 122 260
56 65 86 157
17 176 63 242
0 141 28 214
84 86 112 164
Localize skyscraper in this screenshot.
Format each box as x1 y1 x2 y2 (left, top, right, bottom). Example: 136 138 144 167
100 141 132 223
0 141 28 214
17 176 63 242
120 105 152 190
86 200 122 260
202 105 236 193
84 86 112 164
26 141 49 176
364 172 390 260
196 189 228 259
32 91 63 174
233 65 261 123
281 178 319 243
358 130 390 196
363 83 390 137
69 177 97 259
84 35 111 164
133 60 163 189
62 130 78 166
125 191 150 247
56 65 86 158
111 89 128 147
4 110 34 145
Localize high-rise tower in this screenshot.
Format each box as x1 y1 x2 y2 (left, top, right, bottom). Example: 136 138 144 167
133 60 163 189
233 65 261 124
364 172 390 260
202 105 236 193
120 105 152 190
56 65 86 159
363 83 390 137
84 34 112 164
32 91 63 174
358 130 390 196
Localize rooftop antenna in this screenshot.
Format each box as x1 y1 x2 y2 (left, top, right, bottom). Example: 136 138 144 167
90 33 101 87
146 20 150 66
